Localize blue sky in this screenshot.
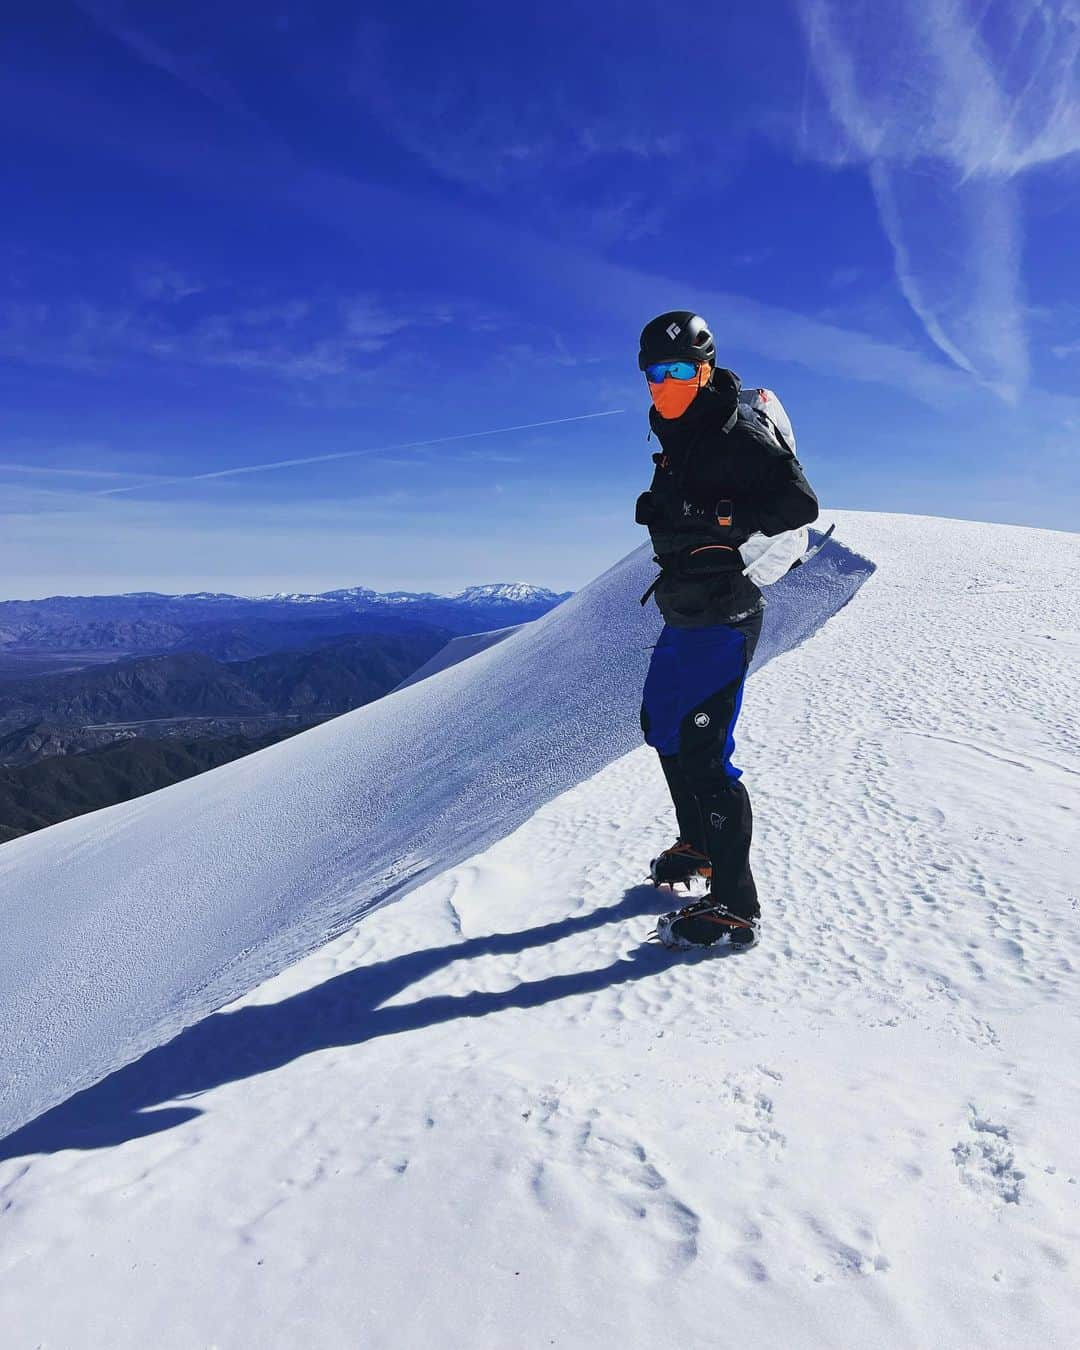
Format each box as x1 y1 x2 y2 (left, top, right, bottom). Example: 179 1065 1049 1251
2 0 1078 599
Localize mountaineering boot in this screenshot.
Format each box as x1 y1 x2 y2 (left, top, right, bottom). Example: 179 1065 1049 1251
648 840 712 889
654 897 759 951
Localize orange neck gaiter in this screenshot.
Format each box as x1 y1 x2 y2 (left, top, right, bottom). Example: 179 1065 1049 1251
648 363 712 419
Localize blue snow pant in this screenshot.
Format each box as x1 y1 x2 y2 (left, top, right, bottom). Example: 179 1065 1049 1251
639 612 763 918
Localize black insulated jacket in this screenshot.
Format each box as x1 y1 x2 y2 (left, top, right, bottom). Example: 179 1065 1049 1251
636 371 819 628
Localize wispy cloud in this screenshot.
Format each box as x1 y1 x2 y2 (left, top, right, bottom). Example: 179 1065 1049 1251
272 151 1003 412
353 42 682 193
0 467 629 597
0 463 162 480
347 17 685 246
6 14 1069 418
0 299 142 373
96 409 625 496
828 266 864 290
796 0 1080 399
74 0 257 123
133 263 205 302
0 289 464 384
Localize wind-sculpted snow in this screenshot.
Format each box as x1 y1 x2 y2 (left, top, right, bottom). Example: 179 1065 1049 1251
0 531 872 1139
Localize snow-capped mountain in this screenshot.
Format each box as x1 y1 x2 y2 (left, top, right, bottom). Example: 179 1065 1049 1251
291 585 383 603
0 583 570 658
262 583 563 606
1 513 1077 1350
453 582 567 605
275 582 569 607
254 591 335 604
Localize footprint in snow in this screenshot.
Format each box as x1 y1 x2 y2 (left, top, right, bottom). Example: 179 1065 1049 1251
805 1214 891 1282
525 1094 700 1275
952 1107 1024 1205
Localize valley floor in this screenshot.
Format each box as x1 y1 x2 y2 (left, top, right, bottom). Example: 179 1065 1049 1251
1 513 1078 1349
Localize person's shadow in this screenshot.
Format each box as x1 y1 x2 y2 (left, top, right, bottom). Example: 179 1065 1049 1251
1 884 727 1163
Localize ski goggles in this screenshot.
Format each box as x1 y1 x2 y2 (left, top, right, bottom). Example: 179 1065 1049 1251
644 360 700 383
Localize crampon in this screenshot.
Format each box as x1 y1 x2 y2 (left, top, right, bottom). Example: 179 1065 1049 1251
647 841 712 890
648 898 759 951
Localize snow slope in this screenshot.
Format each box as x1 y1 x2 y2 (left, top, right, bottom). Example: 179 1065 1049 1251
0 527 867 1140
1 511 1076 1350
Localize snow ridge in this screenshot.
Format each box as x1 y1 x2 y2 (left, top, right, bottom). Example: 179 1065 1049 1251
0 531 869 1139
3 514 1079 1350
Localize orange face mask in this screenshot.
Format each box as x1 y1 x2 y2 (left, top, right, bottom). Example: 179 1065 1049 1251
648 363 712 419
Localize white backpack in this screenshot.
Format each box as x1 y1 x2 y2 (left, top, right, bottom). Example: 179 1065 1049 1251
736 388 809 586
739 386 797 455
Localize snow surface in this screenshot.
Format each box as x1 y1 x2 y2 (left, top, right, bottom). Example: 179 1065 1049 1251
2 511 1079 1349
0 526 867 1140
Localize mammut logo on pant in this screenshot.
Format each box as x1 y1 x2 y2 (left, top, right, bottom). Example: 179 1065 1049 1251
710 812 726 829
694 712 710 728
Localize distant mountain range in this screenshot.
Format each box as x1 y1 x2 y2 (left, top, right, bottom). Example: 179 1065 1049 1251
0 581 570 843
263 582 563 607
0 628 453 841
0 583 571 660
0 629 451 747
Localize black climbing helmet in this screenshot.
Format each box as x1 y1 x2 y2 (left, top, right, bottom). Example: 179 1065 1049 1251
638 311 716 371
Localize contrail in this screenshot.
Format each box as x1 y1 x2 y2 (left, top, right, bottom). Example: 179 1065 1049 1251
98 409 625 496
0 464 171 480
